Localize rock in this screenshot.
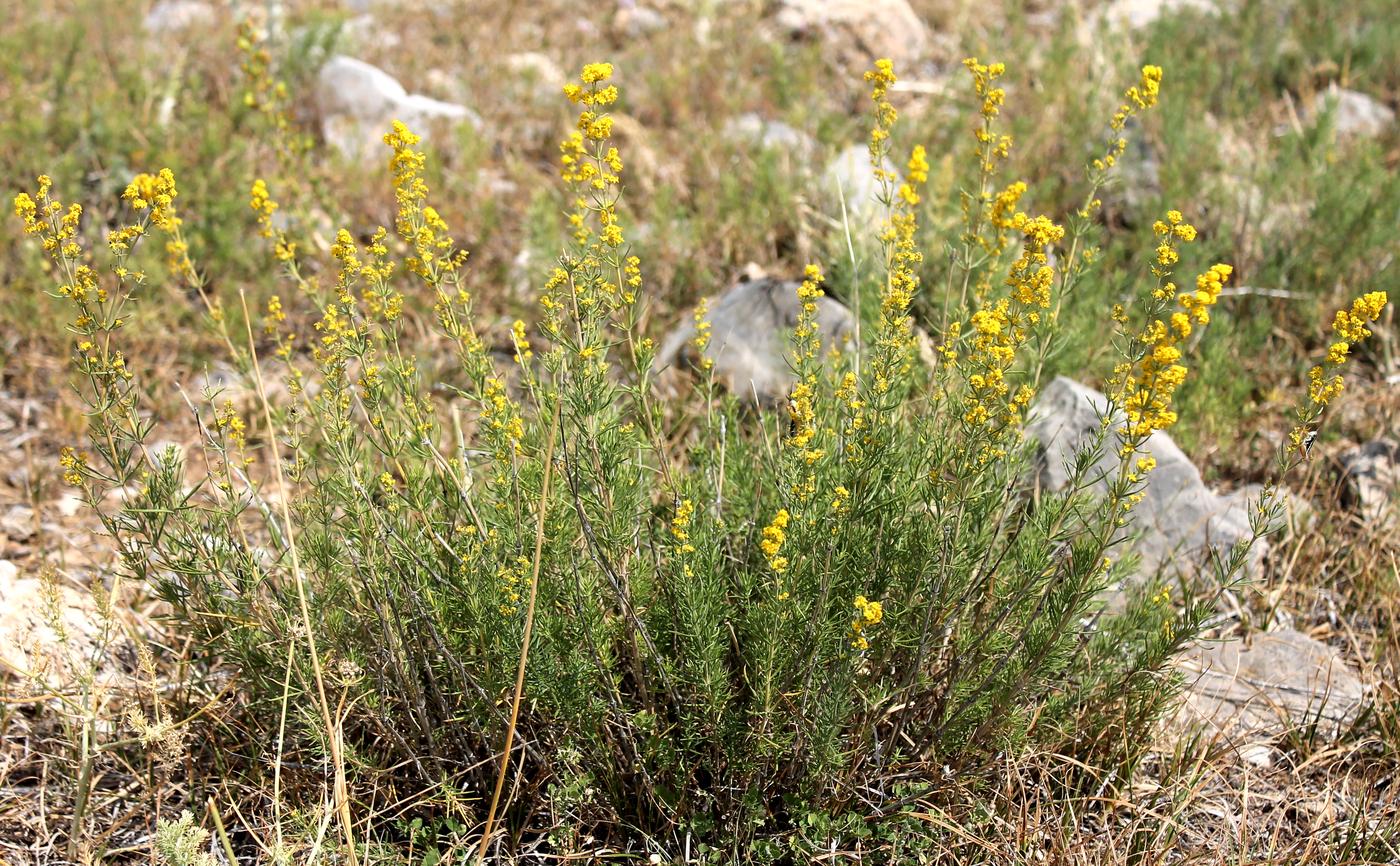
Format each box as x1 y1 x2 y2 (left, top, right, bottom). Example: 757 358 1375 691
397 93 476 127
1095 119 1161 227
56 493 85 519
658 274 855 406
316 55 480 163
0 561 108 682
821 145 900 228
1172 629 1368 747
338 14 403 51
143 0 216 34
1220 483 1312 534
614 2 668 36
723 113 818 159
189 362 299 414
503 52 566 102
774 0 929 71
1338 438 1399 521
1 505 36 542
1305 84 1395 140
1090 0 1218 31
1026 377 1263 583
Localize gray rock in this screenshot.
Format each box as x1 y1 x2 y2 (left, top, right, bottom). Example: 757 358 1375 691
0 561 108 682
337 14 403 51
1338 438 1399 521
659 275 855 406
1172 628 1368 746
774 0 930 70
723 113 817 159
1220 483 1311 534
1097 121 1161 227
821 145 900 228
316 55 480 163
503 52 566 103
1026 377 1263 582
1090 0 1218 31
143 0 216 34
1306 84 1396 140
614 2 668 36
1 505 36 542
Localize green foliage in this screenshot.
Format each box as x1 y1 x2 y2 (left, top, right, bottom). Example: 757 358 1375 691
13 51 1300 861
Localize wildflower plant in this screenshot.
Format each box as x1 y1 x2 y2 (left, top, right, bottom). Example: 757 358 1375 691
14 52 1390 862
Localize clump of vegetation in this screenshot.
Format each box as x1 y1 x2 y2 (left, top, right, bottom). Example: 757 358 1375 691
11 39 1390 862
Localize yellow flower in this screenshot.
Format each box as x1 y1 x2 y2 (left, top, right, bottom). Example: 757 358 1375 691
125 169 181 232
849 594 885 650
1117 213 1229 438
511 319 533 363
1096 65 1164 171
1289 291 1388 457
580 62 613 84
1333 291 1387 342
59 446 87 486
691 297 714 371
760 509 791 573
249 179 278 236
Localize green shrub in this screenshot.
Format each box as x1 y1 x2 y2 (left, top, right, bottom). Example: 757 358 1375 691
14 54 1383 862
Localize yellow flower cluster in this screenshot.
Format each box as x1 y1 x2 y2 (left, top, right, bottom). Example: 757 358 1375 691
385 121 464 281
125 169 180 232
989 182 1027 228
760 509 791 574
1333 291 1387 346
15 176 140 368
496 554 530 616
15 176 85 264
961 213 1063 431
511 319 533 364
899 145 929 206
1006 214 1065 315
560 62 625 249
856 59 930 400
691 297 714 371
377 471 399 512
792 263 826 363
59 446 88 487
878 210 923 377
671 499 696 554
1150 209 1196 272
787 381 816 449
543 60 639 374
263 294 286 336
1094 65 1164 172
849 595 884 651
249 179 277 235
125 169 197 286
1289 291 1389 452
480 377 525 458
863 59 898 177
1118 213 1231 437
962 58 1013 174
214 400 251 463
835 371 868 457
249 179 297 262
830 485 850 515
964 58 1007 120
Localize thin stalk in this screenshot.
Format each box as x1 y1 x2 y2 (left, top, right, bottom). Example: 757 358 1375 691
477 400 561 866
237 289 359 866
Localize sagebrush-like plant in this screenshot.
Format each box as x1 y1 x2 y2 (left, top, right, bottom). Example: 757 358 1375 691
14 52 1387 862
